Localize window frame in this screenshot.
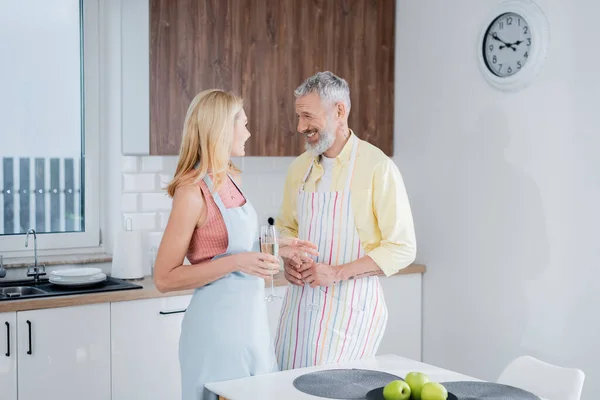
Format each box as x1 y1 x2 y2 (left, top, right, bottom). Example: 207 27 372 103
0 0 101 257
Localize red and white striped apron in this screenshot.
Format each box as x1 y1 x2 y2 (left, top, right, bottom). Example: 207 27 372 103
274 136 388 370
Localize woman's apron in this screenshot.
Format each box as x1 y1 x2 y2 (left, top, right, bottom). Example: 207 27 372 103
274 137 388 371
179 175 278 400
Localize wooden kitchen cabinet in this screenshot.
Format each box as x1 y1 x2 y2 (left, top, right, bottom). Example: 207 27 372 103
143 0 395 156
16 304 111 400
0 312 17 400
111 295 192 400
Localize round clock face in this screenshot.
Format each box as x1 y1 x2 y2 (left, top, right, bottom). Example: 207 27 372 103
483 12 532 77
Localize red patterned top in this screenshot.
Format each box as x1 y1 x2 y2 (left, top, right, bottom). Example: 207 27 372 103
186 177 246 264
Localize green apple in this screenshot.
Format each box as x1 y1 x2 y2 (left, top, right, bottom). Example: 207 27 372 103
420 382 448 400
383 380 411 400
404 372 430 400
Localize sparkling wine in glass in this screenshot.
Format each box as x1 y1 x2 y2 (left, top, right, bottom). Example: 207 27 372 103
260 224 282 302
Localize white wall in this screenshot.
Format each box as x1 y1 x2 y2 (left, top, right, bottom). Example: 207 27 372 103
395 0 599 398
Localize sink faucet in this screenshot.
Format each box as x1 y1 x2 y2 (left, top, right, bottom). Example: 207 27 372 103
25 229 45 282
0 255 6 278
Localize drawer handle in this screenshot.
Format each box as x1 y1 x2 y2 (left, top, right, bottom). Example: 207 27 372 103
159 309 186 315
26 320 32 355
5 321 9 357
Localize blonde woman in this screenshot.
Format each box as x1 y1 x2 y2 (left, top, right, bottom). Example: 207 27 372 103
153 89 317 399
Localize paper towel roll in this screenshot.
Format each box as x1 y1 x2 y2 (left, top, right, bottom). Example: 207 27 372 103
111 228 145 280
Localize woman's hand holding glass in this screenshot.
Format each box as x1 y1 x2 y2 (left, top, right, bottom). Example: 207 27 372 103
232 252 280 280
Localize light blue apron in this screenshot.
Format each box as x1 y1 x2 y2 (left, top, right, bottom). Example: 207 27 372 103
179 174 278 400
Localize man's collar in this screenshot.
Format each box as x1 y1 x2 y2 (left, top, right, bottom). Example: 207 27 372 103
313 129 356 165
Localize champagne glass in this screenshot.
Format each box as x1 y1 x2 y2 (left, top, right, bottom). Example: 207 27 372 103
260 224 282 302
299 251 321 312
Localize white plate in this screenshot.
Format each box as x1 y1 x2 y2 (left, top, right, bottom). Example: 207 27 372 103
50 267 103 279
50 273 107 286
49 275 104 283
50 273 106 282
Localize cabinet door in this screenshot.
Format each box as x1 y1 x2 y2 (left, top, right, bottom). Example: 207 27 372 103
121 0 150 155
111 295 192 400
17 304 111 400
377 273 422 361
0 312 17 400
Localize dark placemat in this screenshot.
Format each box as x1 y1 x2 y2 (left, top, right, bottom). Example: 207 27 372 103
293 368 401 399
366 387 459 400
441 381 540 400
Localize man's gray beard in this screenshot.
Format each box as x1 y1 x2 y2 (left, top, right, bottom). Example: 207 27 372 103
305 128 336 156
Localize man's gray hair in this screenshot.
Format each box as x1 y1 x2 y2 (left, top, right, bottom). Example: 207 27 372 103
294 71 351 113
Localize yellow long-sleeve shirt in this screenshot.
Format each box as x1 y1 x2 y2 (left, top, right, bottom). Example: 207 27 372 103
276 131 417 277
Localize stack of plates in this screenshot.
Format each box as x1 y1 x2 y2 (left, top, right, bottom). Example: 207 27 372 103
49 267 107 287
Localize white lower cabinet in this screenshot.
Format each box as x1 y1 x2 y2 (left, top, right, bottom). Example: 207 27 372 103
16 304 111 400
377 272 423 361
111 295 192 400
0 312 17 400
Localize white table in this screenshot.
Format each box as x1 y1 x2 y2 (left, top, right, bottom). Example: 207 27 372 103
205 354 483 400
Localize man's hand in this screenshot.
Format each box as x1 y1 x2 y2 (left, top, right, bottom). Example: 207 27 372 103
301 262 342 288
278 237 319 286
282 254 313 286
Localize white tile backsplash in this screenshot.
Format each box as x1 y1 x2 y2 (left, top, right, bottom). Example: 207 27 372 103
158 211 170 229
121 193 139 212
271 157 295 172
243 157 280 173
140 156 164 172
119 155 294 252
158 173 172 188
141 192 172 211
123 173 157 192
122 212 157 231
141 156 178 172
121 156 139 173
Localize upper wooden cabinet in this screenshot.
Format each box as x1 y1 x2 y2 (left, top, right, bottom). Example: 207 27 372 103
147 0 395 156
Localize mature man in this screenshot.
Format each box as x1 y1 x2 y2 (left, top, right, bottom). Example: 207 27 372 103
274 71 417 371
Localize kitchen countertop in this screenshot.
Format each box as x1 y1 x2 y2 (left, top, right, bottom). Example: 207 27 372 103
206 354 482 400
0 263 425 313
3 252 113 268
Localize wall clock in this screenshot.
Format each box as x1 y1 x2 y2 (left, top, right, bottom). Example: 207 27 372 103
478 0 550 91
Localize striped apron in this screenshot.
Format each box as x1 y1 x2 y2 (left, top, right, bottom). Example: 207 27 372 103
274 136 388 370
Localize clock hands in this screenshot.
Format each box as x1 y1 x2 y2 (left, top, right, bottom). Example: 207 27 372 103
489 32 512 47
502 40 525 51
499 44 517 51
489 32 517 51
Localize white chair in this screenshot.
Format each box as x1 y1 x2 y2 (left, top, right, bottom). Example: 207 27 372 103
497 355 585 400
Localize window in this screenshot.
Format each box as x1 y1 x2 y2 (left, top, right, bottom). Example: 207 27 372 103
0 0 100 255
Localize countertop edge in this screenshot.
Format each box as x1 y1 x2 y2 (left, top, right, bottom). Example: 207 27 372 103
0 263 425 313
4 253 113 268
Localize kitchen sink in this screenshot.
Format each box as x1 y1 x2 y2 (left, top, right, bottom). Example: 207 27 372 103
0 286 48 298
0 277 142 301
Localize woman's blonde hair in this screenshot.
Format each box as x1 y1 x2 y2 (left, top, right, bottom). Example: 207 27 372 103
166 89 243 198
